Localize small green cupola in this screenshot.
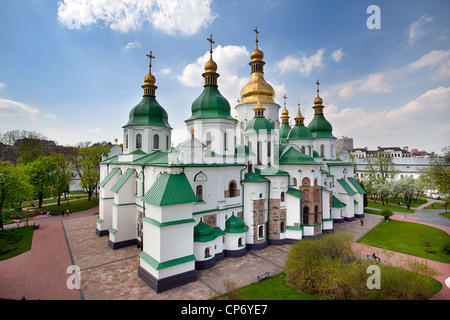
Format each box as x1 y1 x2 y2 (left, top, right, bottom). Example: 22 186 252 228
244 96 274 134
307 79 334 139
225 214 248 233
185 35 235 122
287 100 313 140
279 94 291 142
123 51 171 129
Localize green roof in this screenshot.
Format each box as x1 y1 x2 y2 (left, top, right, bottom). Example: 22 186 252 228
110 168 136 193
142 172 197 206
133 151 168 166
99 167 121 187
337 178 356 195
348 177 366 194
287 124 313 140
332 195 346 208
256 165 289 176
279 146 320 165
244 117 274 134
286 187 302 198
241 171 269 183
186 85 235 121
194 218 225 242
307 114 335 139
235 144 254 156
123 96 171 129
224 214 248 233
279 123 291 142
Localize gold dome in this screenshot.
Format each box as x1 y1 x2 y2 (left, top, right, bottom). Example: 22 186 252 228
144 73 156 85
204 57 218 73
250 47 264 61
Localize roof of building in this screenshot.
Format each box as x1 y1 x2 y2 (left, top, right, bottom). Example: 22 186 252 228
123 96 171 129
110 168 136 193
224 214 248 233
244 116 274 133
185 85 235 122
99 167 121 187
347 177 366 194
279 146 320 165
287 123 313 140
142 172 197 206
337 178 356 195
194 218 225 242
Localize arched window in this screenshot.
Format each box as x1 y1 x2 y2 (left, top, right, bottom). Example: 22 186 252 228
204 247 210 258
258 225 264 238
257 141 262 165
229 180 238 197
136 134 142 149
206 132 212 147
320 144 325 157
293 178 297 186
280 192 285 202
314 205 319 224
153 134 159 149
301 146 305 154
314 178 318 186
267 141 271 158
196 185 203 201
280 221 285 233
238 237 243 247
166 136 169 150
302 177 310 186
248 161 253 172
224 132 227 151
125 134 129 149
302 206 309 225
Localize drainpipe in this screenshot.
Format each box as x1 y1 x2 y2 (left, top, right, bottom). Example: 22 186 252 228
239 165 247 221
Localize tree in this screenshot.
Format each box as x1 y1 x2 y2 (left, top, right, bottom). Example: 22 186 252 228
364 150 398 182
49 152 73 205
419 146 450 198
372 180 393 205
25 156 57 208
77 144 110 201
393 177 420 209
17 138 45 164
0 161 32 229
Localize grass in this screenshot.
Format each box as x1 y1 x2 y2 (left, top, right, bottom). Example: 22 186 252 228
31 197 99 215
220 273 318 300
367 200 414 213
358 220 450 263
0 226 34 261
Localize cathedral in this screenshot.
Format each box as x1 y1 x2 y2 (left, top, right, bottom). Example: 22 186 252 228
96 30 366 293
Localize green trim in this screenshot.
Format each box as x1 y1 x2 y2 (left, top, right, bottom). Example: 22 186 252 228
110 168 136 193
139 251 196 270
286 187 302 198
348 177 366 194
108 228 117 234
112 202 144 208
100 197 114 200
96 218 103 223
337 178 356 195
99 167 120 187
193 205 243 216
142 216 195 228
286 225 303 231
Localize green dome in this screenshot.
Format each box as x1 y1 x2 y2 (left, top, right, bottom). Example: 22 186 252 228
194 219 215 242
225 214 248 233
279 123 291 142
244 117 274 134
123 96 171 128
186 85 235 121
307 114 335 138
279 146 319 165
287 124 313 140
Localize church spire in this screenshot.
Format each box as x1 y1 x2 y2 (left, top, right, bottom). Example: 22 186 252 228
203 34 219 86
281 94 290 124
313 79 324 115
294 99 305 126
142 51 157 96
253 95 266 118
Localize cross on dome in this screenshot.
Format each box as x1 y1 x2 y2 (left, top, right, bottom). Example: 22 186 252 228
254 26 259 48
146 51 155 72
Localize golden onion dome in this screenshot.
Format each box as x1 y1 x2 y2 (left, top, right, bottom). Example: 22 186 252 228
204 57 218 73
144 72 156 85
250 47 264 61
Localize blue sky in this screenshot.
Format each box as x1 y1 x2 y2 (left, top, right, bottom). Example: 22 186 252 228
0 0 449 154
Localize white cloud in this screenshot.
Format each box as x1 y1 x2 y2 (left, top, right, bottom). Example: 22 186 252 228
276 49 325 76
406 14 434 45
325 86 450 152
0 83 5 89
359 72 392 94
331 48 344 62
0 97 39 117
406 49 450 79
124 42 141 49
159 68 171 75
45 114 57 119
178 45 250 102
57 0 216 36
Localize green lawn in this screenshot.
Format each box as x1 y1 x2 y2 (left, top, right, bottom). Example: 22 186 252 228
367 200 414 213
0 226 34 261
32 197 99 215
220 273 318 300
358 220 450 263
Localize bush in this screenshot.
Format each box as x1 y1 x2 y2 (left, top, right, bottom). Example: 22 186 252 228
285 232 441 300
380 209 394 220
442 240 450 255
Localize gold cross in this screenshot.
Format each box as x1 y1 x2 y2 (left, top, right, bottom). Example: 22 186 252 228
283 94 287 108
254 26 259 47
316 79 320 96
207 34 215 55
146 51 155 70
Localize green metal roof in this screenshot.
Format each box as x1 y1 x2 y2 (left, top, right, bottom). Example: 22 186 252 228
123 96 171 129
99 167 121 187
194 218 225 242
256 165 289 176
279 122 291 142
224 214 248 233
348 177 366 194
287 124 313 140
142 172 197 206
332 195 346 208
279 146 320 165
241 171 269 183
110 168 136 193
186 85 235 121
307 114 335 139
286 187 302 198
244 117 274 134
337 178 356 195
133 151 168 166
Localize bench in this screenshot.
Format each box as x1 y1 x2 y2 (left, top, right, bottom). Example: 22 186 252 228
257 272 270 281
367 254 381 263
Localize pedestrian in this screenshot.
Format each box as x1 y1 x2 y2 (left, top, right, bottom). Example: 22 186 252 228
66 209 70 215
360 219 364 226
61 210 64 216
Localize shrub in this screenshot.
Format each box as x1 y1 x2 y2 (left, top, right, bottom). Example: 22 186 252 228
380 209 394 220
442 240 450 255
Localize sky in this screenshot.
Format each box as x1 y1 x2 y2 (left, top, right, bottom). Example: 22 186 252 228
0 0 449 154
